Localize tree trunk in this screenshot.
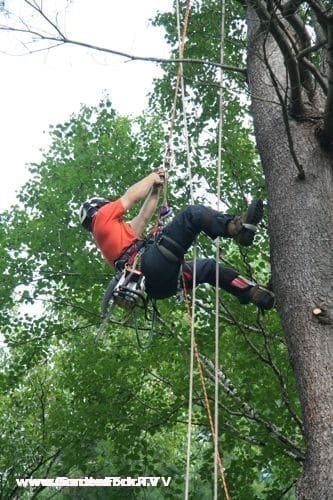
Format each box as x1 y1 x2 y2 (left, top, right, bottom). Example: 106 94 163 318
246 6 333 499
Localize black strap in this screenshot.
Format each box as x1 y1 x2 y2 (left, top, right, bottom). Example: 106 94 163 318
157 234 185 263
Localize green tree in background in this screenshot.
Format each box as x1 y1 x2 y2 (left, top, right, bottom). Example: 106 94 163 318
0 104 302 500
1 0 332 498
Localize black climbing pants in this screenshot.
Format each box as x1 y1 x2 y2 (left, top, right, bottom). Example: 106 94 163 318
141 205 247 300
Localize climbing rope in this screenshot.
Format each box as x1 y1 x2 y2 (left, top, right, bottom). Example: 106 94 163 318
182 277 230 498
169 1 230 499
162 0 230 497
162 0 191 206
169 1 198 498
214 0 227 497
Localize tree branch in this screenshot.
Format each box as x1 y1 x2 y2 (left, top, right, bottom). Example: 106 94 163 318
297 39 327 59
262 33 306 178
220 301 303 431
24 0 66 39
0 26 246 75
300 54 328 94
306 0 332 25
252 0 306 116
201 355 305 459
275 1 315 96
219 401 304 461
255 316 304 431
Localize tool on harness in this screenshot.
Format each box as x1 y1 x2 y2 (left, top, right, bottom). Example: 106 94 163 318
96 242 159 349
112 267 146 309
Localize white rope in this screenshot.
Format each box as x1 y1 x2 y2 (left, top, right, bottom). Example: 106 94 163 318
173 2 198 498
172 1 229 498
214 0 227 498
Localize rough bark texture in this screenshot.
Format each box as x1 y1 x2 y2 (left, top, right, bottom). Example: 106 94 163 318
246 6 333 499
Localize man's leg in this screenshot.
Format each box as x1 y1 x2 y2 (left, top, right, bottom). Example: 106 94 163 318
160 201 263 257
182 259 274 310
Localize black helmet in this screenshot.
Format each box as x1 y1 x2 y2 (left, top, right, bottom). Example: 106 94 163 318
79 197 109 231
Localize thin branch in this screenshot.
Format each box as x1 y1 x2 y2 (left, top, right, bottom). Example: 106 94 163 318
220 301 302 430
8 449 62 499
0 25 246 75
201 355 305 459
255 317 304 432
219 401 303 461
6 322 96 347
24 0 65 39
253 0 305 116
262 33 306 179
297 39 327 59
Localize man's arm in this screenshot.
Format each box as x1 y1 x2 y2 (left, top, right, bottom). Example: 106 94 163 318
129 184 162 237
120 168 165 237
120 171 163 211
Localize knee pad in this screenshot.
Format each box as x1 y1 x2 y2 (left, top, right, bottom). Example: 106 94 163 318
219 267 239 288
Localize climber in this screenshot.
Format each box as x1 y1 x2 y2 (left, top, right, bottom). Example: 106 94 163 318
79 167 274 310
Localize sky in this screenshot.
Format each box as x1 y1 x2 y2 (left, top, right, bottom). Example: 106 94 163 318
0 0 172 211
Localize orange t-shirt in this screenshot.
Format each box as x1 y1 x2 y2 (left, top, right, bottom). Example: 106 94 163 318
92 199 138 267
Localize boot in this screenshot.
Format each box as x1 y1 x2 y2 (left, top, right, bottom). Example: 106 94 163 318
227 199 263 246
228 275 275 310
246 284 275 310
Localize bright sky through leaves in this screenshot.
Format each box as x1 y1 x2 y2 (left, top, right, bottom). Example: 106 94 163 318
0 0 172 211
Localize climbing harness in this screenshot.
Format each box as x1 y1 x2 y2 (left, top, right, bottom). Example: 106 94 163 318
96 211 185 349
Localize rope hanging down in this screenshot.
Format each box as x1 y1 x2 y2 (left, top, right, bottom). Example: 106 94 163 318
166 1 230 499
161 0 230 497
162 0 191 207
214 0 229 497
172 2 202 499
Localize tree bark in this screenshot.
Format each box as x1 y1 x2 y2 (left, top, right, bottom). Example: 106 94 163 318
246 5 333 499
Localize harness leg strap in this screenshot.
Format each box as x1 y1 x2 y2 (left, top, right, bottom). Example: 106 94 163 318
157 234 185 262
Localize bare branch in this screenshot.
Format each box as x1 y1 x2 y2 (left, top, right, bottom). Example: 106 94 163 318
262 33 306 178
297 39 327 59
201 354 305 459
0 21 246 75
252 0 306 116
25 0 65 38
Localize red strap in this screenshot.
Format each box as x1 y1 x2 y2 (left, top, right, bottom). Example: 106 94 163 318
229 276 251 290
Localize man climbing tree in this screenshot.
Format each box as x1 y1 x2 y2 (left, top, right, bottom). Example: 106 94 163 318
79 166 274 309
